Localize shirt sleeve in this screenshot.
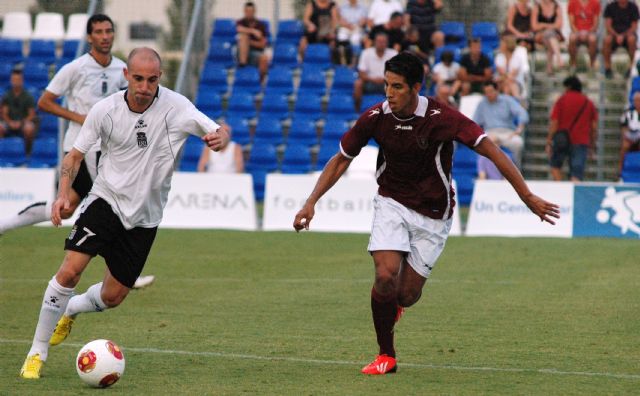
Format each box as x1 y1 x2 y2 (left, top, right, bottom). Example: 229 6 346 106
73 100 106 153
509 96 529 125
339 111 376 158
179 102 221 137
46 62 75 97
452 107 486 148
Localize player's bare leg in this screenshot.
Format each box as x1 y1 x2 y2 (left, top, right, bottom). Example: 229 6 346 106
0 189 81 235
397 258 427 308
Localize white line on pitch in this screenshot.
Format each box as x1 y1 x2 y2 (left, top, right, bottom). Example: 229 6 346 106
1 338 638 380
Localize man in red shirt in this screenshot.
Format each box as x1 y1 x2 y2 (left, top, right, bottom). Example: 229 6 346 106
546 76 598 181
567 0 601 72
293 52 559 375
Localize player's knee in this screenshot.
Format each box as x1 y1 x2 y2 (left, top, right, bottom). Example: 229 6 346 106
101 292 125 308
56 267 82 287
398 288 422 308
374 271 397 294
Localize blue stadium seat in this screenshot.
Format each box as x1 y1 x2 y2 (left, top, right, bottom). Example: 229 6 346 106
287 116 318 146
246 144 279 196
232 66 261 94
316 141 337 170
453 144 478 205
261 19 272 44
303 43 332 70
298 65 327 96
327 94 356 117
38 113 59 138
271 43 299 69
331 66 357 94
0 137 27 167
0 39 24 64
179 136 205 171
472 22 500 52
207 41 234 68
22 60 50 89
276 20 304 45
440 21 466 49
360 94 385 112
434 45 462 63
621 151 640 183
264 65 294 95
0 62 14 84
195 91 223 120
293 92 323 119
248 170 268 200
281 144 312 174
260 92 290 120
254 115 284 145
212 18 236 45
29 40 57 64
200 62 229 94
28 137 58 168
226 91 257 119
225 115 252 146
322 118 349 142
62 40 80 59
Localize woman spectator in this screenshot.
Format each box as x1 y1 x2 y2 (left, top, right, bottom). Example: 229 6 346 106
197 132 244 174
531 0 564 75
506 0 534 50
494 34 529 99
299 0 339 59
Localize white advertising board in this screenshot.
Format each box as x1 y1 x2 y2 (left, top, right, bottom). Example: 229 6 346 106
466 180 573 237
263 174 462 235
161 172 257 230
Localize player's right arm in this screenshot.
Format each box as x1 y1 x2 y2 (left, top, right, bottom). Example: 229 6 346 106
38 62 87 125
52 149 85 226
38 91 86 125
293 153 352 231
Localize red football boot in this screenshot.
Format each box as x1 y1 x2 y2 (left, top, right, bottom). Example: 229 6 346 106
361 354 397 375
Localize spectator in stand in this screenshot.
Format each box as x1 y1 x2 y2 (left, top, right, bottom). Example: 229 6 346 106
299 0 339 59
236 2 270 79
366 0 404 29
365 11 405 51
458 38 493 96
567 0 600 73
545 76 597 181
336 0 368 65
473 81 528 168
531 0 564 75
506 0 534 50
432 50 461 96
402 26 431 66
434 83 457 108
0 69 37 155
602 0 639 79
477 155 504 180
494 34 529 100
618 92 640 178
353 32 398 111
197 133 244 173
404 0 444 53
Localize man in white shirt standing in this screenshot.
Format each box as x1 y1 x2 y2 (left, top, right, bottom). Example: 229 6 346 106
354 32 398 111
19 47 229 380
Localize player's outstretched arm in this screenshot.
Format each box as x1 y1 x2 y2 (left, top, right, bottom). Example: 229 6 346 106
473 138 560 225
293 153 352 231
38 90 86 125
52 149 84 226
203 124 230 152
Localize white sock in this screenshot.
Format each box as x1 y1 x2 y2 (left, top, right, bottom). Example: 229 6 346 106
0 200 51 234
27 277 74 361
65 282 107 317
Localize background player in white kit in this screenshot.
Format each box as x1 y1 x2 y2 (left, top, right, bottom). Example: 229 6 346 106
0 14 154 289
19 47 229 379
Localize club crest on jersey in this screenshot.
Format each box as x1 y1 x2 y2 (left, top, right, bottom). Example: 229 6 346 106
417 135 429 149
137 132 148 148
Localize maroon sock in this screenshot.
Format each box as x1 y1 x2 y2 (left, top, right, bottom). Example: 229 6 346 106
370 287 397 358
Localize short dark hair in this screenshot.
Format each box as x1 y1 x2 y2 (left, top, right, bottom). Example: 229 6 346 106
10 69 23 76
563 75 582 92
483 80 499 90
385 52 424 88
390 11 403 20
87 14 114 35
245 1 255 8
441 50 454 63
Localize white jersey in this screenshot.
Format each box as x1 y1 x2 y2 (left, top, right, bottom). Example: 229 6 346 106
74 86 220 229
46 53 128 152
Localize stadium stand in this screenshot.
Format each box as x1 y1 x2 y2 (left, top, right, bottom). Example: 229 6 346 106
292 92 323 119
232 66 262 94
275 19 304 46
37 114 59 138
303 43 332 70
226 91 257 119
260 92 290 120
321 118 349 144
211 18 236 45
254 115 284 146
199 62 229 95
264 65 295 95
65 14 88 40
179 136 205 172
434 45 462 63
28 137 58 168
326 93 357 120
246 144 279 200
0 39 24 65
22 60 50 90
195 90 223 120
206 41 235 68
331 66 357 94
62 40 81 60
1 11 32 39
621 152 640 183
287 116 318 146
31 12 65 40
315 142 336 171
440 21 466 49
225 115 252 146
0 137 27 167
453 144 478 205
28 40 57 65
280 144 312 174
298 64 328 96
271 43 299 69
471 22 500 52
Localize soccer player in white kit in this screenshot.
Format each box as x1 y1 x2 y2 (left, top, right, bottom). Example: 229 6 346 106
0 14 154 289
293 52 560 375
19 47 229 379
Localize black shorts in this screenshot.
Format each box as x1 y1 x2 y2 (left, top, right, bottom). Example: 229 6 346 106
71 151 101 199
65 197 158 288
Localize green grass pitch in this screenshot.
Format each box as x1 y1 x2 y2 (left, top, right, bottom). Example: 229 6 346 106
1 227 638 395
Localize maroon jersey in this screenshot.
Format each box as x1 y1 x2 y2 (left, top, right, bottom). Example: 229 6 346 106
340 96 486 219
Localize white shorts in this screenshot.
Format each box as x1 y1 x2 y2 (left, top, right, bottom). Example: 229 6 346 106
367 194 452 279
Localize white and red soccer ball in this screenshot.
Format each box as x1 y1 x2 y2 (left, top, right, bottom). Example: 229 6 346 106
76 339 125 388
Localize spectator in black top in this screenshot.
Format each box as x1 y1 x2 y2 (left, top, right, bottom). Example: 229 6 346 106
0 69 37 155
365 11 405 52
458 38 493 96
236 2 270 79
404 0 444 52
602 0 639 78
300 0 339 59
506 0 534 50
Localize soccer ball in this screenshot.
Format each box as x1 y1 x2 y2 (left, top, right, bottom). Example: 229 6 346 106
76 339 125 388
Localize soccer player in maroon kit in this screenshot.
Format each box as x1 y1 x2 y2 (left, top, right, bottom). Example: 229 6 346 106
293 52 560 375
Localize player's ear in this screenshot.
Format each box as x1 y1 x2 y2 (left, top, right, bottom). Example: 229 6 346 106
412 82 422 94
123 67 128 79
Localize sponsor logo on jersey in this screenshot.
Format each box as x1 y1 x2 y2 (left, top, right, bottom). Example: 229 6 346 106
430 108 441 116
135 119 148 129
394 124 413 131
368 108 380 117
137 132 148 148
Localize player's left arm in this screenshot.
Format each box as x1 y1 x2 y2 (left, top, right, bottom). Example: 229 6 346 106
52 148 85 226
473 137 560 224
